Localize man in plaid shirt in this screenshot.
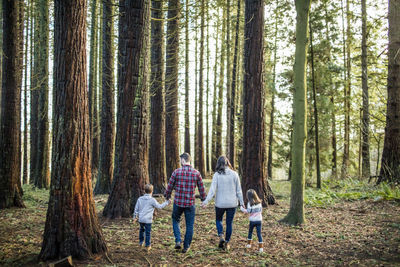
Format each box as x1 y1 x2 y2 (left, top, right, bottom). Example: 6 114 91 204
164 153 206 253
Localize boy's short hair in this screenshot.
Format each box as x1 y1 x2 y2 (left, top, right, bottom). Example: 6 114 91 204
144 184 153 194
180 152 191 163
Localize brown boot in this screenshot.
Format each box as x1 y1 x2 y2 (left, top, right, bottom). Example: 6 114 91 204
258 243 263 253
246 240 252 249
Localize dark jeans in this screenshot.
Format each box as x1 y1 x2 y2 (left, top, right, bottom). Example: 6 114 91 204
139 223 152 247
247 221 263 243
215 207 236 242
172 203 196 249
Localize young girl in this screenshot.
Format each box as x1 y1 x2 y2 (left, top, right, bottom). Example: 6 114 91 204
240 189 263 252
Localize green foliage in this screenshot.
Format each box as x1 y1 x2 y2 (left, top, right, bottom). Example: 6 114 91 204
305 179 400 207
21 184 49 208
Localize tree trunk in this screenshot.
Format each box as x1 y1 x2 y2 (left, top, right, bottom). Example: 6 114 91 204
23 0 30 185
281 0 311 225
361 0 370 179
88 0 100 183
196 0 206 176
39 0 107 259
103 0 150 218
165 0 180 177
309 20 321 189
242 0 275 207
30 0 38 186
194 11 198 168
378 0 400 184
95 0 115 195
267 0 278 179
211 10 220 171
206 2 210 173
149 0 167 194
229 0 240 168
34 0 50 189
341 0 351 179
216 7 226 161
324 5 337 180
0 0 25 209
184 0 190 155
225 0 231 157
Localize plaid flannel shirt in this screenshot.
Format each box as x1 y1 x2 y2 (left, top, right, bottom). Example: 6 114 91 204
164 165 206 207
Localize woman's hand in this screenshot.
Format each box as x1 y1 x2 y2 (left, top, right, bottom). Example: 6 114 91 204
200 202 207 209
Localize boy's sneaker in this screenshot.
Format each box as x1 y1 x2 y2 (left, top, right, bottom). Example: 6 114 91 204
139 242 144 247
182 247 190 253
174 242 181 250
146 245 151 252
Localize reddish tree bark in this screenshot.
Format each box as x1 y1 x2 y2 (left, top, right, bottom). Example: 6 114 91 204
39 0 107 260
0 0 25 209
242 0 275 206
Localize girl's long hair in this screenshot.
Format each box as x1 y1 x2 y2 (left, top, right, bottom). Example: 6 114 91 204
247 189 261 206
215 155 233 174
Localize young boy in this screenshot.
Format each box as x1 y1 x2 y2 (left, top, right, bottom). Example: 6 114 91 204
133 184 170 251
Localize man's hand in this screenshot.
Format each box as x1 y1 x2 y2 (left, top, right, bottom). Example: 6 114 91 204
200 202 207 209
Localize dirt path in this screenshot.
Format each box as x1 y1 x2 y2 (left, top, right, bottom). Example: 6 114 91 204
0 182 399 266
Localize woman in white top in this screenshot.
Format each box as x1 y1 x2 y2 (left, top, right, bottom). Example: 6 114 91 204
201 156 244 250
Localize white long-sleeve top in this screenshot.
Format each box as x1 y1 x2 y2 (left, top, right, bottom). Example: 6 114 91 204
240 202 263 222
202 168 244 208
133 194 169 223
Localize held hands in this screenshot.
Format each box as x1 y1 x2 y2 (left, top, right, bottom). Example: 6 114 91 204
240 205 247 213
132 217 138 223
200 202 207 209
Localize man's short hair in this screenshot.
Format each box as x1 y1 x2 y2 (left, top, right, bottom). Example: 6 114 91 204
144 184 153 194
180 152 191 163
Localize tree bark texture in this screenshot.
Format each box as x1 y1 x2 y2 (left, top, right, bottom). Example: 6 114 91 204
103 0 150 218
184 0 190 155
23 0 30 185
149 0 167 194
229 0 240 168
33 0 50 189
242 0 275 207
281 0 311 225
379 0 400 184
196 0 206 177
225 0 231 157
88 0 100 182
211 11 220 171
95 0 115 194
361 0 370 179
165 0 180 177
39 0 107 260
0 0 25 209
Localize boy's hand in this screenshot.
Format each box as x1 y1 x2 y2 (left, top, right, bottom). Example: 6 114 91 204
132 218 138 223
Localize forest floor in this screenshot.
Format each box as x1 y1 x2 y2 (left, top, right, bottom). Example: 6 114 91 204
1 179 400 266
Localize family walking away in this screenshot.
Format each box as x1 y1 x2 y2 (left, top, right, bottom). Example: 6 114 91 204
133 153 265 254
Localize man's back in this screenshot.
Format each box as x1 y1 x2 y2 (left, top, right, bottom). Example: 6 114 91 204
164 165 206 207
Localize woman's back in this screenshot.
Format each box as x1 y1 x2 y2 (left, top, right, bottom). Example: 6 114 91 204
208 168 244 208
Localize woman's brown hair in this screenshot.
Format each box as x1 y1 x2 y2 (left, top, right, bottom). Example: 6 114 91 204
215 155 233 174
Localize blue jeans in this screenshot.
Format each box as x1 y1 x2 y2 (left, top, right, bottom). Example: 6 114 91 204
215 207 236 242
248 221 263 243
139 223 152 247
172 203 196 249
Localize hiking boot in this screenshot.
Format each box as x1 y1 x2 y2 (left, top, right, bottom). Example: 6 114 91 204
139 242 144 247
174 242 181 250
182 247 190 253
146 245 151 252
218 234 225 249
258 243 263 253
224 241 230 251
246 240 252 249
